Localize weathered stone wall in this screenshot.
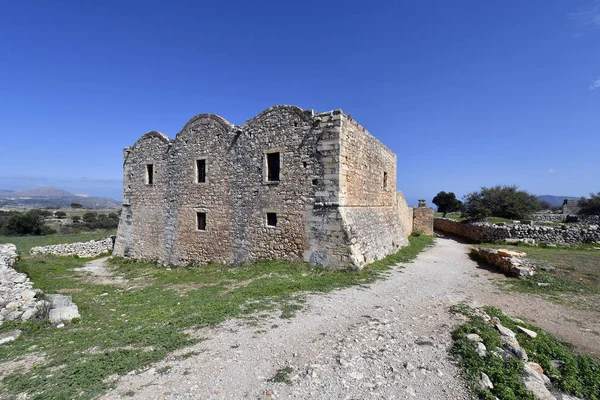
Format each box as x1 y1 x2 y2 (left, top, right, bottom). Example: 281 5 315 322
562 199 581 215
335 114 409 266
532 212 564 222
30 237 114 258
434 218 600 243
114 105 416 269
413 207 434 236
396 192 414 236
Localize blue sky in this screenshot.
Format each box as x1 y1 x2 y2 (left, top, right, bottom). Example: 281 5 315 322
1 1 599 205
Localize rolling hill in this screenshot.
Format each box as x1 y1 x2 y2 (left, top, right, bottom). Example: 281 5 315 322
0 187 121 209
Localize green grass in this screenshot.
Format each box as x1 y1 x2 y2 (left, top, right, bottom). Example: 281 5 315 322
0 230 116 253
485 217 513 224
433 213 514 224
480 243 600 296
450 305 600 400
0 235 433 399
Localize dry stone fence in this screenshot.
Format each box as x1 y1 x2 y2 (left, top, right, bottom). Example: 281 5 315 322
30 237 115 258
434 218 600 244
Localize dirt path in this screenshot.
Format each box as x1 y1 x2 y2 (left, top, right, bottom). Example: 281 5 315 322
73 257 125 286
101 237 600 400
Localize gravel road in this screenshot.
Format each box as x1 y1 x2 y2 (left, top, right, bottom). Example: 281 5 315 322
101 236 600 399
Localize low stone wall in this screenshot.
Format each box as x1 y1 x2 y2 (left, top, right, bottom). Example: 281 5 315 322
0 244 44 324
30 237 114 258
434 218 600 244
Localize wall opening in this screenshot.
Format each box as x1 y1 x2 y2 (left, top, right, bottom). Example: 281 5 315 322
146 164 154 185
383 171 388 190
196 212 206 231
196 159 206 183
266 152 280 182
266 212 277 227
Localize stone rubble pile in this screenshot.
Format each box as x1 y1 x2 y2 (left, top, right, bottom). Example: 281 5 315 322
467 308 583 400
30 237 114 258
0 243 81 332
470 247 535 277
0 244 45 325
435 218 600 244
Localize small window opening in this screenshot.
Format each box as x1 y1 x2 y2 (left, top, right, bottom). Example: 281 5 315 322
196 212 206 231
146 164 154 185
294 121 298 127
196 159 206 183
302 161 308 168
266 212 277 227
383 171 388 190
266 152 280 182
312 179 318 186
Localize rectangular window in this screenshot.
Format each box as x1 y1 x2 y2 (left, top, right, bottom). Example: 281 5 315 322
266 212 277 227
266 152 280 182
196 159 206 183
196 212 206 231
146 164 154 185
383 171 388 190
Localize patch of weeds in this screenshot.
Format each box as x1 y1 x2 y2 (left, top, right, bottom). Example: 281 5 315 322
271 324 279 329
485 307 600 400
156 365 172 375
123 390 136 397
174 351 201 361
268 366 294 384
230 344 240 349
450 305 600 400
280 302 304 319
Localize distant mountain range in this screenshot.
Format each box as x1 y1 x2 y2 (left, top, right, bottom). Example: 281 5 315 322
0 187 121 209
536 195 580 207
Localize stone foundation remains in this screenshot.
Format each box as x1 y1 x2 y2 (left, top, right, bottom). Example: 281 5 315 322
434 218 600 244
114 105 433 269
30 237 114 258
470 247 535 277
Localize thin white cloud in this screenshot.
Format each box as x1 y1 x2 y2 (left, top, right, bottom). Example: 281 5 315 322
548 169 554 174
570 1 600 35
590 78 600 90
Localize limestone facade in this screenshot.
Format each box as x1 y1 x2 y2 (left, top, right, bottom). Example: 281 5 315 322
114 105 431 269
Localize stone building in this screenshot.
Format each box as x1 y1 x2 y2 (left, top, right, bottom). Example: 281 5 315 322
114 105 432 269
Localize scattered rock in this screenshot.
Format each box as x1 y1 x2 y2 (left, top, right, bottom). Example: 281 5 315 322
466 333 482 342
0 329 22 345
47 295 80 323
517 325 538 339
476 342 487 357
495 323 516 338
479 372 494 390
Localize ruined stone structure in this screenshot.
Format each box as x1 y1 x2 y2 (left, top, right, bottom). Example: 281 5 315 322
114 105 432 269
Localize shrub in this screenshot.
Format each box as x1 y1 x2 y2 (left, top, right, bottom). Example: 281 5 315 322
578 193 600 216
54 211 67 219
1 210 56 236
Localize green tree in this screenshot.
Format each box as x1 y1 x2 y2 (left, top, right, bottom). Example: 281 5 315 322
578 193 600 216
54 211 67 219
432 191 462 217
82 212 97 225
70 202 83 209
462 185 540 220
